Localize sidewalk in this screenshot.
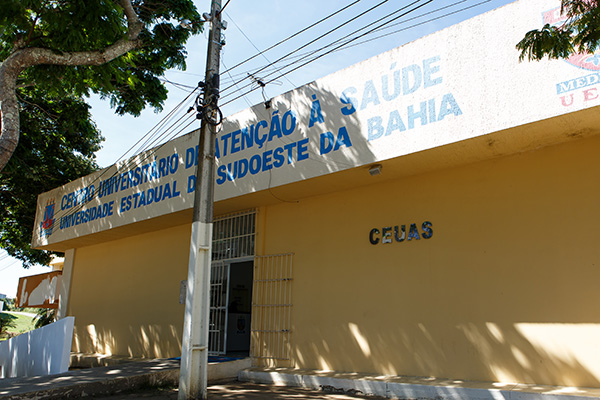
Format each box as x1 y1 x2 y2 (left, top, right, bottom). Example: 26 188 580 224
92 382 387 399
4 358 600 400
0 359 180 400
0 359 384 400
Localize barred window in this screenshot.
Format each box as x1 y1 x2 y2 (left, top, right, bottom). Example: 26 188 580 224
212 209 256 261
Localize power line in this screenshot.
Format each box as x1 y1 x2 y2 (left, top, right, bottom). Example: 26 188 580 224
220 0 363 76
219 0 392 98
224 11 295 88
48 0 492 223
217 0 485 89
221 0 433 107
220 0 485 99
49 89 200 223
0 260 20 273
342 0 493 51
221 58 254 109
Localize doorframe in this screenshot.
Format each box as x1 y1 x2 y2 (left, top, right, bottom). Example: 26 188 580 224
209 256 255 355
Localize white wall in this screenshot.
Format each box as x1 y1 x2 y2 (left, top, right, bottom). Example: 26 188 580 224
0 317 74 378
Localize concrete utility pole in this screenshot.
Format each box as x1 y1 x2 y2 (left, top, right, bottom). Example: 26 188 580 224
179 0 223 398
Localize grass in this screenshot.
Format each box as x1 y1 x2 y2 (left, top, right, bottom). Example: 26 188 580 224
0 311 37 341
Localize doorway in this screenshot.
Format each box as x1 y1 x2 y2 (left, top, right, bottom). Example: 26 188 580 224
208 259 253 356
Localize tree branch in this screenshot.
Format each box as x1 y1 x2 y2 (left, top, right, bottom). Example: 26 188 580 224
0 0 144 172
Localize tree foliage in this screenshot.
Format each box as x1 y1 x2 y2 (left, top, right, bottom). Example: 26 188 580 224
0 0 202 169
517 0 600 61
0 87 101 266
0 0 202 266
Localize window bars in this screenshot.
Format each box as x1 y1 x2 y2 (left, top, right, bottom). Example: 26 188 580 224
212 210 256 261
208 261 228 355
251 253 294 366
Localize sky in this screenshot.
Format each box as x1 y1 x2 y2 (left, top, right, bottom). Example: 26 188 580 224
0 0 519 298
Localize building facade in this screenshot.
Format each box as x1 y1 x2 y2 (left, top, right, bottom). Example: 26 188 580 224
33 0 600 388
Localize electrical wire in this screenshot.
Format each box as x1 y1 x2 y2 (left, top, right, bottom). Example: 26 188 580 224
221 0 433 107
221 58 254 109
219 0 392 97
217 0 232 17
224 10 295 88
219 0 363 76
49 89 201 223
218 0 422 101
60 0 468 203
329 0 493 52
195 1 482 89
47 0 493 221
0 260 20 273
218 0 488 102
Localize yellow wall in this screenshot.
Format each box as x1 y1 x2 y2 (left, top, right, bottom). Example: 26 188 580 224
68 224 190 358
259 133 600 387
66 132 600 387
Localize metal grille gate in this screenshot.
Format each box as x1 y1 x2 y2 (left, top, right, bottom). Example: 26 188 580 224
208 210 256 355
251 253 293 365
212 210 256 262
209 261 228 355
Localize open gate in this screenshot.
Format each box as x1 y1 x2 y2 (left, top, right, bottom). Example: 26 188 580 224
208 210 256 355
208 261 229 355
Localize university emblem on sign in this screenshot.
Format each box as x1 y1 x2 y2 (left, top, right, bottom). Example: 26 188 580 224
543 7 600 71
41 199 55 237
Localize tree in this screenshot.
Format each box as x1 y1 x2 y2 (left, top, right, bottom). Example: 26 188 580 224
34 308 56 328
516 0 600 61
0 0 202 171
0 0 202 266
0 87 101 266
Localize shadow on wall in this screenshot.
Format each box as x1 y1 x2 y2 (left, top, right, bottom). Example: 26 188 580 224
218 80 374 200
72 323 182 359
289 321 600 388
69 82 373 362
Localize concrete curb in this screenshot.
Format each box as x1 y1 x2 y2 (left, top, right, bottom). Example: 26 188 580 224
239 368 600 400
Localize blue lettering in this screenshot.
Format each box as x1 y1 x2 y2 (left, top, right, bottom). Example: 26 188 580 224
216 166 226 185
282 110 296 135
169 154 179 174
268 111 282 140
241 127 253 150
423 56 442 88
320 132 334 155
402 64 421 95
309 95 324 127
249 154 261 175
360 80 380 110
386 110 406 136
189 174 197 191
262 150 273 171
340 88 358 115
273 147 285 168
334 127 352 151
255 121 268 148
438 93 462 121
297 138 309 161
230 130 241 154
407 101 428 129
238 159 248 179
368 116 384 141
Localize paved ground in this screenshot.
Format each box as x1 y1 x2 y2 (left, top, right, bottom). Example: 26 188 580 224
91 382 388 399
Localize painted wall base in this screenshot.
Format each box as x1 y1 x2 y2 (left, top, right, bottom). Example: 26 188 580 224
239 367 600 400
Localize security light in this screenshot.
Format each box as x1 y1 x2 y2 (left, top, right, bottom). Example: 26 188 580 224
369 164 382 176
